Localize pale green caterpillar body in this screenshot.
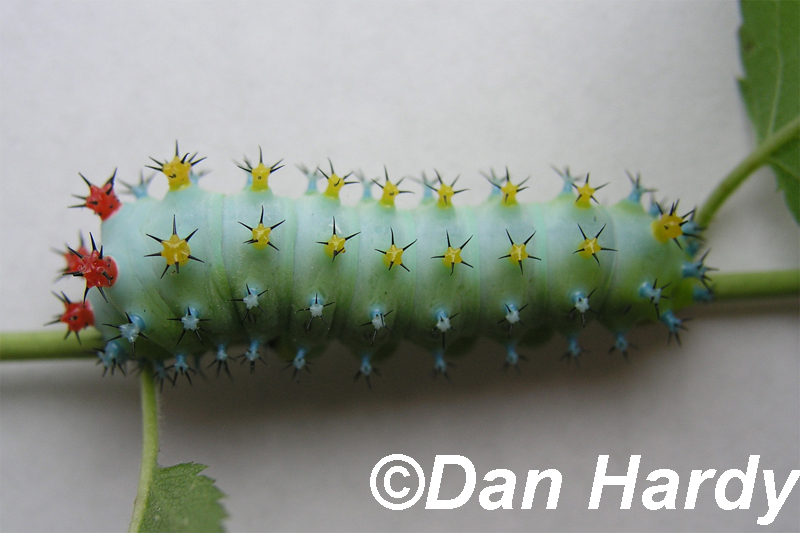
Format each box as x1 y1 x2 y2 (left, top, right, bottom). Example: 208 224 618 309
64 148 708 384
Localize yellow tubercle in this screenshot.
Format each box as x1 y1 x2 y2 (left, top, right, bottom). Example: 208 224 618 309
576 237 600 259
652 213 684 243
499 230 539 274
427 171 464 208
250 224 272 250
383 244 404 268
574 224 614 264
508 243 529 264
323 234 347 258
323 174 346 199
437 183 455 208
160 234 191 266
162 156 193 192
380 180 401 207
442 246 462 268
433 231 472 273
500 181 518 205
572 175 606 208
376 229 415 271
250 162 271 192
317 217 358 261
575 182 596 208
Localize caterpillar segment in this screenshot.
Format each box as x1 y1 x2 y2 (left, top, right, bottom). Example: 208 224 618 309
53 145 711 385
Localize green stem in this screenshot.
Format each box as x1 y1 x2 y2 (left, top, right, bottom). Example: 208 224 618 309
696 116 800 228
128 367 160 533
710 269 799 301
0 329 103 361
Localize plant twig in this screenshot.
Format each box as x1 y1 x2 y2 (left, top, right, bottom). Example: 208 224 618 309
0 329 102 361
710 269 799 300
696 116 800 228
128 367 160 533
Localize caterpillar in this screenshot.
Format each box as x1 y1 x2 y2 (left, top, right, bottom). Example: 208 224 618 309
53 144 711 385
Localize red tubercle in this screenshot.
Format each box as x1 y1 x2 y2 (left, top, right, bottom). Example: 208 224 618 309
64 234 118 299
61 298 95 332
72 172 121 220
80 250 118 290
62 236 89 274
50 292 94 339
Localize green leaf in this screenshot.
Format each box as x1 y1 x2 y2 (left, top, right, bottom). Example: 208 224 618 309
136 463 228 533
738 0 800 224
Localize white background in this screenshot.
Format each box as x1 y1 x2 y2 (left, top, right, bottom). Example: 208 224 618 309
1 1 798 531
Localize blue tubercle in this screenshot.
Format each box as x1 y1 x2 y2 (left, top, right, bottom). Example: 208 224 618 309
359 353 373 376
298 165 321 193
681 219 703 256
181 307 201 331
152 360 169 387
284 348 310 381
241 340 265 373
420 171 436 200
96 340 127 375
124 172 153 199
433 351 449 377
483 169 502 198
660 310 686 345
556 167 580 195
173 353 189 374
563 335 582 362
170 352 196 384
244 340 260 362
119 314 145 343
647 196 662 218
638 281 663 303
626 172 651 203
353 353 380 387
504 344 526 371
293 349 307 370
215 344 229 362
613 332 629 355
358 173 373 201
693 287 714 303
682 260 710 282
208 344 232 377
